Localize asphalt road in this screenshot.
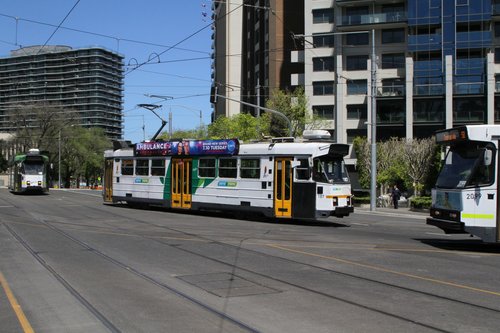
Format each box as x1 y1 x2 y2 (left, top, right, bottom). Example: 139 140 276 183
0 188 500 333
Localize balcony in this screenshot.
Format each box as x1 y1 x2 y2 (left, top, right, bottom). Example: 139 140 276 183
408 33 442 52
339 11 406 27
414 84 444 96
454 82 485 95
455 31 492 49
377 85 405 97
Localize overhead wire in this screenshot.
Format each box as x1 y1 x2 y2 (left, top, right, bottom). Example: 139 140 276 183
36 0 82 55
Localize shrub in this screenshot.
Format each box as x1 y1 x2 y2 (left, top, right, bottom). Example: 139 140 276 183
410 196 432 209
353 196 371 205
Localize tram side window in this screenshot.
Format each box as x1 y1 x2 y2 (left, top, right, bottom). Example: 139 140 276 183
151 159 166 176
199 158 216 178
241 159 260 179
135 159 149 176
219 158 237 178
295 159 310 180
121 159 134 175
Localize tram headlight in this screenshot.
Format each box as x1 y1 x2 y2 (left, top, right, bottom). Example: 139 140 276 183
332 197 338 207
26 181 31 186
38 181 42 186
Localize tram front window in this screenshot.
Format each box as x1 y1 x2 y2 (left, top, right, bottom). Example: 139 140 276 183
23 162 44 175
436 145 494 189
313 157 349 183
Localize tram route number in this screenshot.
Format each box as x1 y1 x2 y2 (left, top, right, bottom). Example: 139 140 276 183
466 193 481 200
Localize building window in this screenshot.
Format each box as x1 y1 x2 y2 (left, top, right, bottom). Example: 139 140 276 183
313 57 334 72
312 8 334 24
495 48 500 64
240 159 260 179
346 55 369 71
313 33 335 48
345 33 369 45
151 159 165 176
495 22 500 38
219 158 237 178
382 28 405 44
347 80 368 95
199 158 216 178
313 81 335 95
346 129 367 144
121 159 134 176
347 104 367 119
312 105 335 119
381 53 405 69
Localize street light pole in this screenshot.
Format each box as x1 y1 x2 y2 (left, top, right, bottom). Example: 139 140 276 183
370 28 377 211
58 129 61 189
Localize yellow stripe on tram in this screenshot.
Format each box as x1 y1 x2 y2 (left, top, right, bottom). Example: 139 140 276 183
462 213 495 219
0 272 35 333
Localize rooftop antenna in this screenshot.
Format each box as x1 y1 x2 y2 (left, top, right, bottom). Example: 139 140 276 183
137 103 165 141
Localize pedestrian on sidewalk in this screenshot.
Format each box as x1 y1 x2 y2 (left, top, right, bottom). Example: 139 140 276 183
391 184 401 209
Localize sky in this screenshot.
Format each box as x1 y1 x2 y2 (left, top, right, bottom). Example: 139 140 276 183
0 0 214 143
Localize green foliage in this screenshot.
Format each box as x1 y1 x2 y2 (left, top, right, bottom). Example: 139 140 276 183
410 196 432 209
158 125 208 140
265 86 308 137
208 113 269 141
353 196 371 205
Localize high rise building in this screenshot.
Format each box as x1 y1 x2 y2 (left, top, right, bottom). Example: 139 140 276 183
213 0 499 145
211 0 304 118
0 45 124 139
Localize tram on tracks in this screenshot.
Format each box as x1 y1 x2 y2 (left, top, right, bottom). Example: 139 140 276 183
8 148 50 194
103 131 353 220
427 125 500 242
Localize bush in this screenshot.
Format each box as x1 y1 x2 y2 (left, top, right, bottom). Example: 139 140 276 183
353 196 371 205
410 196 432 209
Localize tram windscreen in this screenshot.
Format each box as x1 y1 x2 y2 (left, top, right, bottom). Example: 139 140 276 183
23 162 44 175
436 144 494 189
313 157 349 183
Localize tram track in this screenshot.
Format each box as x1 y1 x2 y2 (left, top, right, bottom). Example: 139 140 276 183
0 194 261 333
3 191 500 332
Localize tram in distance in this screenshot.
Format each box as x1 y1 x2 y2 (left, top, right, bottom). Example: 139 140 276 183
8 148 50 194
427 125 500 243
103 130 354 220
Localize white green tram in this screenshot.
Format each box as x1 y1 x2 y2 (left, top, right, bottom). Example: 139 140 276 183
427 125 500 242
8 148 50 194
103 135 353 220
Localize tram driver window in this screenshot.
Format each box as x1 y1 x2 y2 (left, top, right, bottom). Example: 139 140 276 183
469 147 495 186
121 159 134 175
199 158 216 178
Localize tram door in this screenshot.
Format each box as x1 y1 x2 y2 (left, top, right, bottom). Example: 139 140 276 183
171 158 192 209
103 159 113 202
274 158 292 218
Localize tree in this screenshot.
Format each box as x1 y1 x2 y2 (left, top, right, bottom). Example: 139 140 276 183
208 113 270 141
157 125 208 141
265 87 308 137
401 138 438 197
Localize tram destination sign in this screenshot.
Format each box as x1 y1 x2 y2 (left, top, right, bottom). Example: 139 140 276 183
435 127 468 144
135 139 239 157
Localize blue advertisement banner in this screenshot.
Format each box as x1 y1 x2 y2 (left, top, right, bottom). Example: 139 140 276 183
135 139 239 157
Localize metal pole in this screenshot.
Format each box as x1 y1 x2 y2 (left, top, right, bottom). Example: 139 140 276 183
370 28 377 211
58 129 61 189
169 109 173 139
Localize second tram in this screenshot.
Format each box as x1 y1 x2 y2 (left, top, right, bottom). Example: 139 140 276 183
427 125 500 242
8 148 50 194
103 133 353 220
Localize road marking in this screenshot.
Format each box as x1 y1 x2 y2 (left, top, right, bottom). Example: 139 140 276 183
267 243 500 297
0 272 35 333
0 205 14 208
